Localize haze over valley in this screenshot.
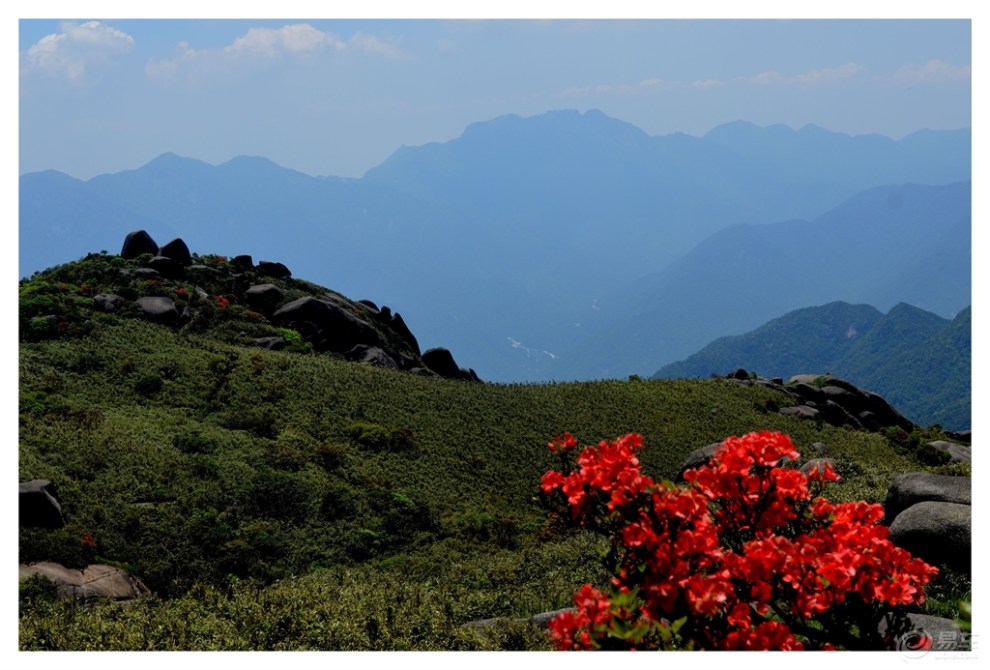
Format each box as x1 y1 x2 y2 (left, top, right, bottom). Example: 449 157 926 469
21 110 971 404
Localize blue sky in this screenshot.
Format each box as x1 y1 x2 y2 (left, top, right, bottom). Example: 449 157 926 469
16 13 975 180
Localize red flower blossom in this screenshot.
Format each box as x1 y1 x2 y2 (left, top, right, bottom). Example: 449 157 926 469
541 431 938 651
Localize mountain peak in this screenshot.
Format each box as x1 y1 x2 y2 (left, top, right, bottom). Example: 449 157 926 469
137 152 212 175
458 108 649 144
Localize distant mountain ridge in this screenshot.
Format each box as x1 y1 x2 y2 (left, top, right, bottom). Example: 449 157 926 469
20 110 971 382
654 301 971 430
552 180 970 381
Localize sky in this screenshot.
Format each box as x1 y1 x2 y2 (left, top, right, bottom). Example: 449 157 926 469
15 12 975 180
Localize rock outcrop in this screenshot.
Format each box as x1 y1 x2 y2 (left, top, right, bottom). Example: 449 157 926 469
105 231 479 381
120 230 159 259
135 296 180 325
888 501 971 573
19 480 65 528
19 562 150 603
884 473 971 523
159 238 192 266
726 371 914 431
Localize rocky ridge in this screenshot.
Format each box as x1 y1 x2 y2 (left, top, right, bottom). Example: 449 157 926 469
35 230 480 382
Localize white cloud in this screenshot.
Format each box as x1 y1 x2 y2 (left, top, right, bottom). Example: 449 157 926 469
224 24 341 59
143 24 404 81
561 85 594 99
738 70 783 86
721 63 861 89
145 41 200 80
893 59 971 83
221 24 402 61
349 32 404 59
789 61 862 86
24 21 135 81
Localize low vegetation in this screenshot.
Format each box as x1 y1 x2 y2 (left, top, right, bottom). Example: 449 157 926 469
18 252 969 650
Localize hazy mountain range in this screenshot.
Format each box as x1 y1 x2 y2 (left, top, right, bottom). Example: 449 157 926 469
654 302 971 430
20 109 971 384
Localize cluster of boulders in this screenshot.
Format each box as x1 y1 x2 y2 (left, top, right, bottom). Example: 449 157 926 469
725 370 917 432
885 472 972 574
113 230 480 381
725 370 973 466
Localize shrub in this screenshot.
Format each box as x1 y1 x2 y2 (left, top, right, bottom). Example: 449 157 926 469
347 422 419 454
457 511 520 548
540 431 938 651
19 574 59 612
245 471 318 523
346 528 386 560
321 483 358 521
276 328 303 346
174 431 218 454
223 406 279 439
134 373 164 397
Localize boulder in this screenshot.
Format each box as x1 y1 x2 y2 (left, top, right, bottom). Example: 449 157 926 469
787 374 823 386
791 383 825 403
782 375 914 431
120 230 158 259
345 345 399 370
389 311 421 356
135 296 179 325
888 501 971 572
677 442 722 481
134 268 161 280
245 284 285 314
19 562 150 603
257 260 291 278
885 473 971 523
945 429 971 444
146 255 185 279
422 347 475 381
159 238 192 266
817 399 861 428
231 255 254 270
93 293 120 312
187 264 221 278
254 336 286 351
358 299 380 313
860 390 914 431
779 405 820 421
925 440 971 465
272 296 383 353
463 607 575 630
19 480 64 528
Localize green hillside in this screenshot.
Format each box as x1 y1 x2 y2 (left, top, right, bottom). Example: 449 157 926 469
19 249 967 650
654 302 971 430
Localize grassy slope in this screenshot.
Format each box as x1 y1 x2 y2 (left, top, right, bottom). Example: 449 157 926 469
18 258 965 650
